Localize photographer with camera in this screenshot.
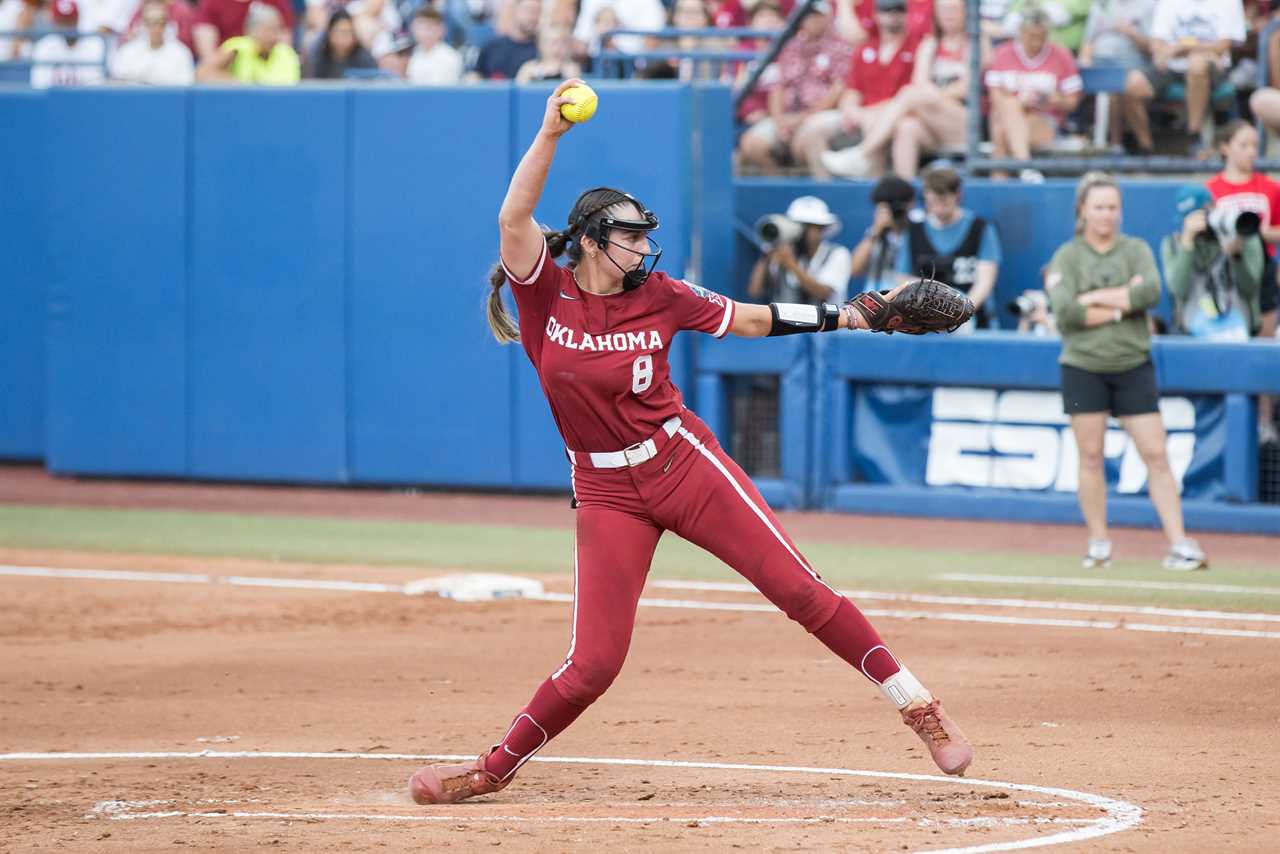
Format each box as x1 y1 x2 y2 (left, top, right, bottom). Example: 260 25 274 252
1046 172 1207 572
1162 184 1264 343
849 176 915 295
747 196 853 305
1205 119 1280 445
895 165 1001 331
1011 273 1057 337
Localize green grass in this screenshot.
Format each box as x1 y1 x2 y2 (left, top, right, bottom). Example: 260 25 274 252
0 504 1276 613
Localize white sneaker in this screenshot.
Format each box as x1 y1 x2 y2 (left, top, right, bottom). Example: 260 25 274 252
1163 539 1208 572
1019 168 1045 184
1082 538 1112 569
820 145 870 178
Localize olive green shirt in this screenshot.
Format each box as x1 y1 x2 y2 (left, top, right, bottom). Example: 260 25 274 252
1161 234 1264 336
1046 235 1162 374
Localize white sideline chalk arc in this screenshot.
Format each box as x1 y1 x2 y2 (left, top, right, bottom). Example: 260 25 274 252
5 565 1280 640
5 750 1142 854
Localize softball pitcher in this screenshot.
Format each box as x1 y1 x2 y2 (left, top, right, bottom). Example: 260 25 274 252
410 79 976 805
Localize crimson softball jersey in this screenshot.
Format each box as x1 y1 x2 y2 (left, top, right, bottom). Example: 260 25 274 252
502 239 736 453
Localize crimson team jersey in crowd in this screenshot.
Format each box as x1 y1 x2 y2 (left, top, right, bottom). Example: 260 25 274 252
195 0 294 40
1206 173 1280 257
856 0 935 41
502 241 735 453
984 39 1082 124
845 33 923 107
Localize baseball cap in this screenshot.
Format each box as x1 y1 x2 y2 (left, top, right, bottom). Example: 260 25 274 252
876 0 907 11
1173 184 1212 219
51 0 78 20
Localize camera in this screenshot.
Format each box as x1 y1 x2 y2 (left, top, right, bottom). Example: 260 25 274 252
755 214 803 249
1008 290 1048 316
1206 207 1261 243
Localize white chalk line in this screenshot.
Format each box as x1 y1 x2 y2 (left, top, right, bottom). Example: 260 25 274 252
5 564 1279 640
649 579 1280 623
6 750 1140 854
936 573 1280 596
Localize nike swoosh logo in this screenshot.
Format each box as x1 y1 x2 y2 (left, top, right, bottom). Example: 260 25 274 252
559 291 579 300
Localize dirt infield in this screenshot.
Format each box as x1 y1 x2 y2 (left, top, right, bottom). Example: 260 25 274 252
1 464 1275 564
2 549 1279 853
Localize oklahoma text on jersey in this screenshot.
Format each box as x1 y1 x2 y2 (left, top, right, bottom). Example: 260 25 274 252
545 316 664 352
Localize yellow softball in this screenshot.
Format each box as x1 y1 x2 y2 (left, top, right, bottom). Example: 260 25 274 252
559 84 598 124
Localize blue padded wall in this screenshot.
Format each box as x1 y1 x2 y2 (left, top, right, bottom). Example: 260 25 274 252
187 89 348 481
0 92 46 460
347 87 515 486
43 89 188 476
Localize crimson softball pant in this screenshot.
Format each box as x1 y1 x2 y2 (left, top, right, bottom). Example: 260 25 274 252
484 411 901 781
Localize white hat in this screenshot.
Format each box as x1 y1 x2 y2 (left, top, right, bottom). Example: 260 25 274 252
785 195 841 234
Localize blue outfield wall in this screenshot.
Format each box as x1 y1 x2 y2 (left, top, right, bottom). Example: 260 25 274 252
11 83 717 491
697 332 1280 534
4 83 1277 531
0 91 47 460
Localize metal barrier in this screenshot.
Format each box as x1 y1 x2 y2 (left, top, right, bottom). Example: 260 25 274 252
594 27 773 81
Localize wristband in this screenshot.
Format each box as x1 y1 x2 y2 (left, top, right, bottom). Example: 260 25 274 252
767 302 841 336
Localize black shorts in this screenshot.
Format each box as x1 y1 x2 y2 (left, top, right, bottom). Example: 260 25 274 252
1061 360 1159 417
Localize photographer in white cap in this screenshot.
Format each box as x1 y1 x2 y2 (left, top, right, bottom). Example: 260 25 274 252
747 195 852 306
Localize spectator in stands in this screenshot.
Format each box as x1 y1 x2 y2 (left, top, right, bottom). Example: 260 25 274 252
193 0 293 65
1078 0 1157 154
713 0 794 28
835 0 935 44
1129 0 1246 156
197 2 300 83
572 0 665 58
822 0 974 179
1001 0 1090 52
1162 183 1263 341
120 0 198 53
472 0 538 79
407 5 463 82
1045 171 1207 572
304 8 377 78
849 175 916 294
747 196 853 304
1205 119 1280 443
733 0 785 127
895 164 1000 329
796 0 922 179
110 0 195 83
515 21 578 81
984 8 1082 182
30 0 107 88
736 0 852 174
372 25 412 77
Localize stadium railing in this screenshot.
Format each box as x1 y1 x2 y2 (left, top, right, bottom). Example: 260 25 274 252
593 27 772 81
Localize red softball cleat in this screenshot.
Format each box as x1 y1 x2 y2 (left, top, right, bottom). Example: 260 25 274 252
901 698 974 776
409 751 510 805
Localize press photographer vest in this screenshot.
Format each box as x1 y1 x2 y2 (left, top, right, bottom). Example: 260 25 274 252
908 216 989 326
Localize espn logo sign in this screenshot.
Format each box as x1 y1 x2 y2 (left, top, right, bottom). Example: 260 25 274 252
925 388 1196 493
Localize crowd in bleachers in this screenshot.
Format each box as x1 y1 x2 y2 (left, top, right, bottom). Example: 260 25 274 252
7 0 1280 175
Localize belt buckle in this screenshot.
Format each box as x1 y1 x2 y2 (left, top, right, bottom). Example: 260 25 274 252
622 441 649 467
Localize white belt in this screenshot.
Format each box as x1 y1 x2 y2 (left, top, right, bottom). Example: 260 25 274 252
567 417 682 469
